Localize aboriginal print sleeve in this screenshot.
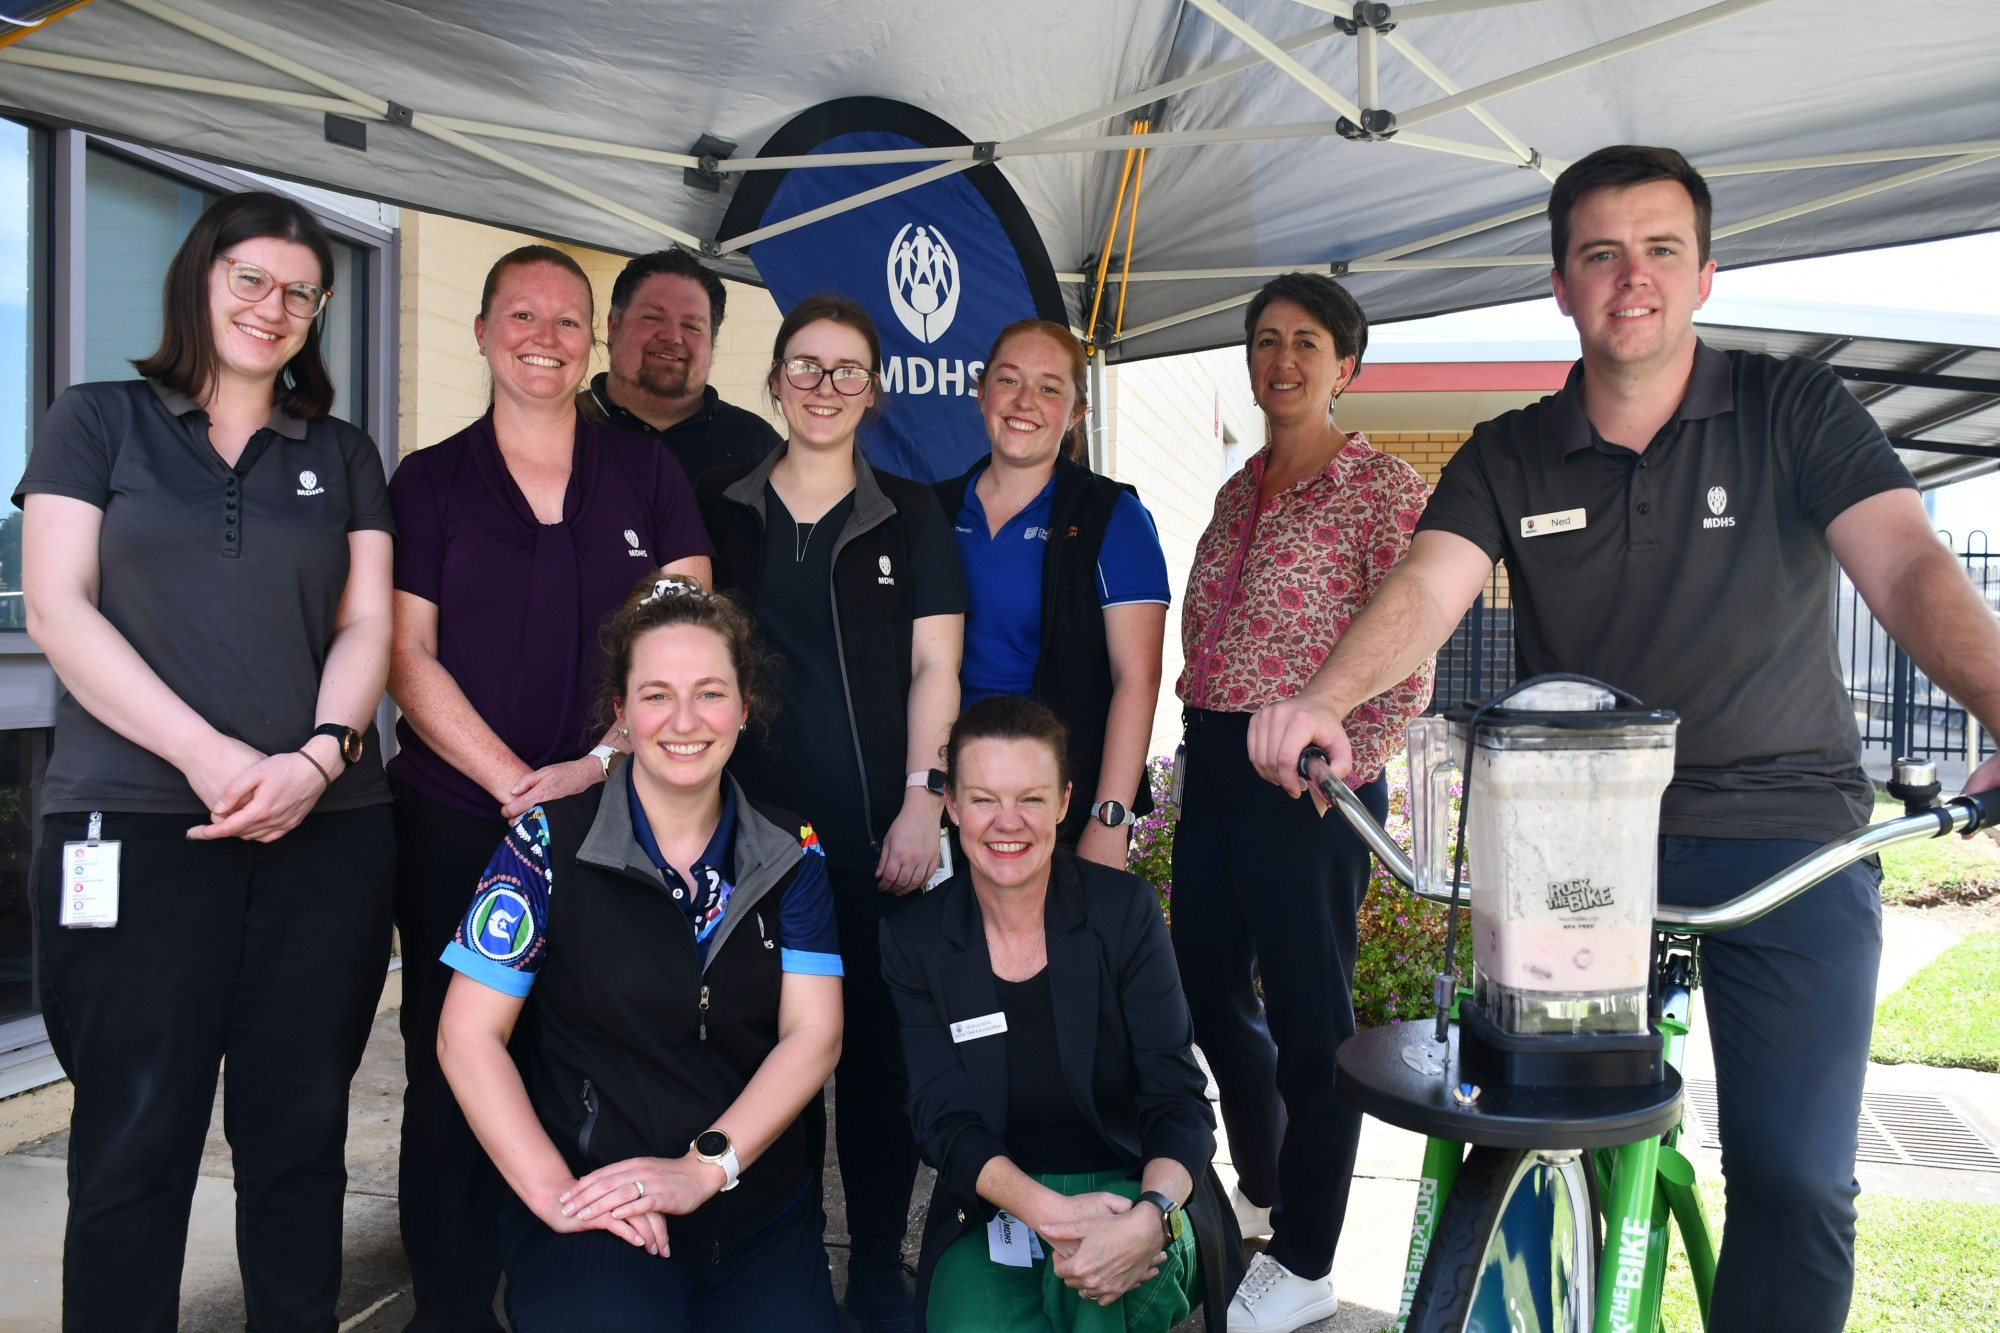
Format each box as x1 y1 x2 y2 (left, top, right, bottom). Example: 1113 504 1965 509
441 807 554 998
777 823 843 977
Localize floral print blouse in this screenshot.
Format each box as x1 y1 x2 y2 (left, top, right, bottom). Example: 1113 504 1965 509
1177 434 1435 785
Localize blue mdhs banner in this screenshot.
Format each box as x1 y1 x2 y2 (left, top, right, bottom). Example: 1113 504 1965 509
719 98 1068 483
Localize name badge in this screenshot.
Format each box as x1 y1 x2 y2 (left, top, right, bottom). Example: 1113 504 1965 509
986 1209 1045 1266
951 1011 1008 1043
924 828 954 893
61 812 120 929
1520 507 1587 538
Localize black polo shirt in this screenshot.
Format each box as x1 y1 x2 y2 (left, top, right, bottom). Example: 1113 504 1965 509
1418 342 1915 841
15 379 395 815
577 375 780 488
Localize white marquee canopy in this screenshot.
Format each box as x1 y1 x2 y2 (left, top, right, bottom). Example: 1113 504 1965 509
4 0 1999 361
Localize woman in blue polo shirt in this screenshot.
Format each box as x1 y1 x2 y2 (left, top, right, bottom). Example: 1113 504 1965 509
935 319 1170 869
436 575 843 1331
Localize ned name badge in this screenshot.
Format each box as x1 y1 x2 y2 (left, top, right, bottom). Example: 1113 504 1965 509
1520 507 1587 539
61 812 120 929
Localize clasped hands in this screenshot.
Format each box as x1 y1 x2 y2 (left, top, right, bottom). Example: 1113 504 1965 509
1034 1190 1169 1307
539 1153 729 1258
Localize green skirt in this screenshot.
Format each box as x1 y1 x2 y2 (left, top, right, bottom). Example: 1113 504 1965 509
926 1168 1201 1333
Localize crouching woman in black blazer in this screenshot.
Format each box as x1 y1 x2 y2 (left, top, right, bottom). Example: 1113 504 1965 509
883 696 1241 1332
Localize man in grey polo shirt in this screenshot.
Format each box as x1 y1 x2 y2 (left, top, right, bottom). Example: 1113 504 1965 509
577 248 780 485
1249 145 2000 1332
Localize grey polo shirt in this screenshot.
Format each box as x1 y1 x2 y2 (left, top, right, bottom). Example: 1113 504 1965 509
1417 342 1915 841
14 379 395 815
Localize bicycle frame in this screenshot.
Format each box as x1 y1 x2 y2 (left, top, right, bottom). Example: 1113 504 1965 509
1310 748 2000 1333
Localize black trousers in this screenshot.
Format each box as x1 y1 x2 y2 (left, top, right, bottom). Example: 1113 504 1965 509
1660 836 1883 1333
826 866 920 1266
497 1188 840 1332
34 805 394 1333
390 780 510 1332
1168 710 1386 1282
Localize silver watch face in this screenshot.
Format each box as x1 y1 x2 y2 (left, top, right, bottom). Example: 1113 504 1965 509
1095 800 1128 827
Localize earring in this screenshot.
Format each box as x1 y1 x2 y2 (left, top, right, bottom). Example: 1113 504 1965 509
618 725 628 737
739 722 747 732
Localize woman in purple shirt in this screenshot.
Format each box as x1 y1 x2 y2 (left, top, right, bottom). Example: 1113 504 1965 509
386 245 712 1331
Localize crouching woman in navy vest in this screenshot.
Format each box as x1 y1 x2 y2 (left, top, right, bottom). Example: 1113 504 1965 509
437 575 844 1332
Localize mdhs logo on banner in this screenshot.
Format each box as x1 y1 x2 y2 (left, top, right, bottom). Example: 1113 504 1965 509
888 224 959 343
880 222 981 399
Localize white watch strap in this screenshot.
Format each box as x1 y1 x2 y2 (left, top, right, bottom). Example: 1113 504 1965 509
1092 800 1137 828
717 1142 741 1191
589 744 619 778
906 771 930 788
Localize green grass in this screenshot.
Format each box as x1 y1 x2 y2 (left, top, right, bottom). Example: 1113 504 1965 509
1872 795 2000 904
1871 929 2000 1072
1661 1178 2000 1330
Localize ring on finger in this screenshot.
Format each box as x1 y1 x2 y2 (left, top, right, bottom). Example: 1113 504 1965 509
634 1179 645 1198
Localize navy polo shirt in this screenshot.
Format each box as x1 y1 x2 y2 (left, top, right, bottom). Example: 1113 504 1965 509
952 469 1171 703
580 375 781 487
387 411 713 818
15 379 394 814
1417 342 1916 841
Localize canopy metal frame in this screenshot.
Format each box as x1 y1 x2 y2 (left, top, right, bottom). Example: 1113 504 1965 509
4 0 1996 354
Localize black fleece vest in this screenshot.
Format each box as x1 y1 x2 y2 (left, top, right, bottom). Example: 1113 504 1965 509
935 457 1148 840
514 790 815 1252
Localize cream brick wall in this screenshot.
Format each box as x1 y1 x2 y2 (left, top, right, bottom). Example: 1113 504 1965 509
396 212 782 458
1101 347 1263 759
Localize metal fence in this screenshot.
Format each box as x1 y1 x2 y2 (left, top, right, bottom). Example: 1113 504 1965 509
1426 536 1999 774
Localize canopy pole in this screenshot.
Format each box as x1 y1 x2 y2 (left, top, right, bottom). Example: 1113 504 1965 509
1184 0 1362 121
1383 30 1555 179
1356 23 1380 113
420 120 704 249
1703 139 2000 176
1382 0 1561 20
713 160 979 255
0 48 370 114
1395 0 1783 132
1712 150 2000 240
1084 130 1143 348
1113 123 1151 337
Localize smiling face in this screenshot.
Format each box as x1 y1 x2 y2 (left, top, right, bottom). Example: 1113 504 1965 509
1550 178 1716 379
475 261 594 410
979 330 1084 470
607 272 714 405
206 235 323 391
1248 298 1355 431
615 623 746 801
946 736 1071 893
772 317 877 453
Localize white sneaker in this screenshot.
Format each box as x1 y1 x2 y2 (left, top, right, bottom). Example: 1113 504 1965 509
1227 1252 1339 1333
1228 1181 1273 1240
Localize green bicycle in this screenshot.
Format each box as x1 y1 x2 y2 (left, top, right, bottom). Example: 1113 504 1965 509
1301 689 1998 1333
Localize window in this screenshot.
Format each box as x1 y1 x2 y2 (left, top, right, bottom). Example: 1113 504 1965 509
1 119 42 632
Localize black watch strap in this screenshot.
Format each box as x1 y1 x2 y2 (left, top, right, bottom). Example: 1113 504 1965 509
1136 1189 1181 1242
311 723 363 766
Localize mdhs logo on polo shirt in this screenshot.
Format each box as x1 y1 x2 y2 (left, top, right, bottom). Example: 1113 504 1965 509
295 469 323 497
1703 486 1736 529
877 555 896 586
623 528 650 559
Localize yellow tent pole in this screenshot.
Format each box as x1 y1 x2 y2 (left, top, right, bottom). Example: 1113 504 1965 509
1112 122 1151 339
0 2 96 51
1084 120 1144 357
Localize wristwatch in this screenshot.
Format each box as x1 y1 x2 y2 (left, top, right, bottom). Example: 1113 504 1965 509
1136 1190 1184 1243
589 743 621 779
311 723 363 766
691 1128 740 1192
907 768 947 797
1090 799 1137 829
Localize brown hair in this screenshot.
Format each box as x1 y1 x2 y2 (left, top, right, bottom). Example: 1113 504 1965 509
1548 145 1713 268
1243 272 1369 381
610 248 727 330
133 190 338 420
770 292 882 373
980 318 1090 462
596 574 777 731
944 695 1072 794
479 244 595 324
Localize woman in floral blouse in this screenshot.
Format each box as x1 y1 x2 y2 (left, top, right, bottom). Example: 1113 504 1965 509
1169 273 1431 1333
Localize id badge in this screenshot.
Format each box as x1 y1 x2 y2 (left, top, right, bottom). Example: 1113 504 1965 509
986 1209 1045 1266
60 812 120 929
924 827 954 892
1170 742 1187 807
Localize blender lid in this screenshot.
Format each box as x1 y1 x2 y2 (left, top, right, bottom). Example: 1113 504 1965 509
1445 679 1677 732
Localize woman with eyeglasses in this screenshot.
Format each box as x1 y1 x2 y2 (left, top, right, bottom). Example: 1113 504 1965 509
698 294 965 1331
386 244 714 1329
16 190 395 1330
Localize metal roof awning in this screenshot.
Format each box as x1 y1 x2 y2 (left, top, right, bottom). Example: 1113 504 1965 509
1694 326 2000 491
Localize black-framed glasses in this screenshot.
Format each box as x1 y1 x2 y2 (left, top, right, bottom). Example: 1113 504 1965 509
780 357 875 396
218 256 331 320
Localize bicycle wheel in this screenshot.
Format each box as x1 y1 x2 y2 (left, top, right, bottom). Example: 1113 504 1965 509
1405 1145 1600 1333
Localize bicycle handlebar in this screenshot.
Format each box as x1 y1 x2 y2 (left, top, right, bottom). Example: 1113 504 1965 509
1298 746 2000 936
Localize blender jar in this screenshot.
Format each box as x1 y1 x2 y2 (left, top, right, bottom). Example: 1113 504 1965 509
1458 681 1677 1035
